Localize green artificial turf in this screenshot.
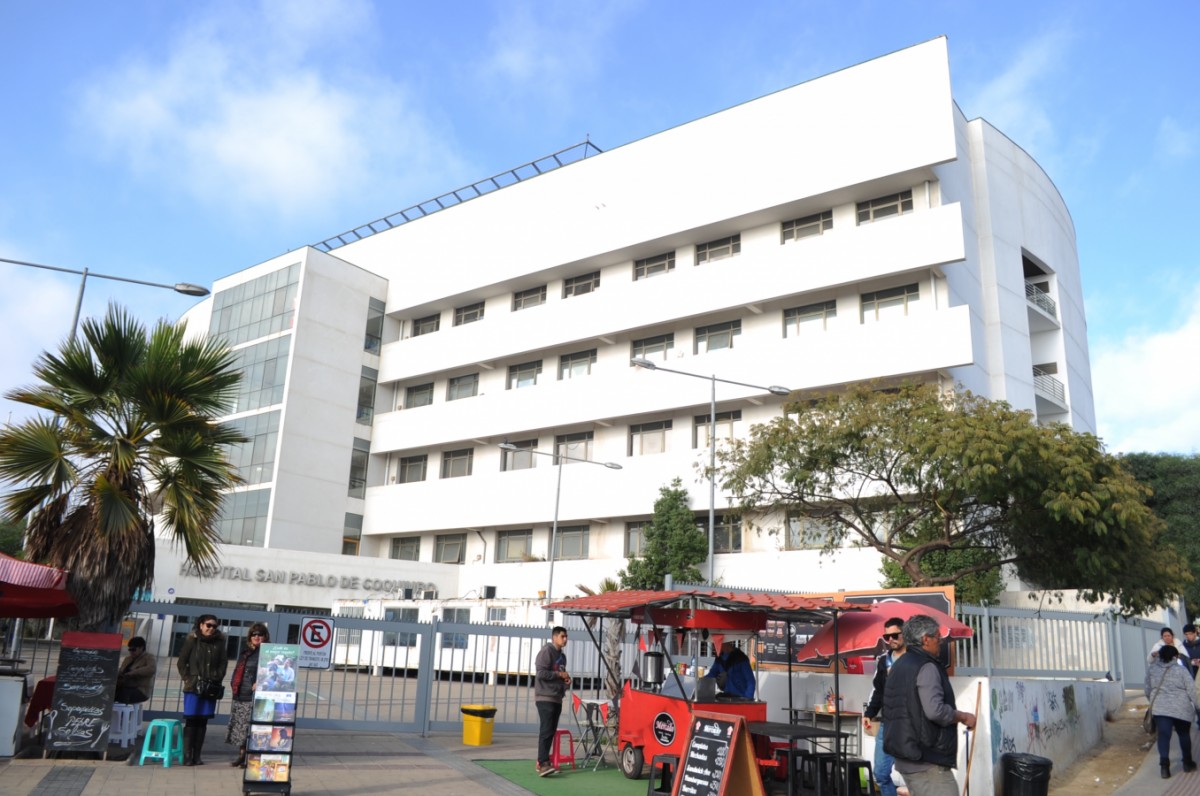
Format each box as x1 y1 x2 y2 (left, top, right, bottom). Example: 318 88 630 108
476 759 649 796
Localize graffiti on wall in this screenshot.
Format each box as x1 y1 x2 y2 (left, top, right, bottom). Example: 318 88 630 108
990 681 1084 762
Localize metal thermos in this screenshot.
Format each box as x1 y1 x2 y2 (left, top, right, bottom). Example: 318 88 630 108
642 651 665 685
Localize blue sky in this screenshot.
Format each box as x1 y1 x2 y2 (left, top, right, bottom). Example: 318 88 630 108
0 1 1196 453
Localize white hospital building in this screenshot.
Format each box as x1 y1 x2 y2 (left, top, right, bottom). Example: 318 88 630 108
157 38 1094 615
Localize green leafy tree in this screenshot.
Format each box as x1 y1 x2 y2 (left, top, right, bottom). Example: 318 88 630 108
1118 453 1200 613
0 306 244 630
718 382 1189 615
0 517 24 557
619 478 708 590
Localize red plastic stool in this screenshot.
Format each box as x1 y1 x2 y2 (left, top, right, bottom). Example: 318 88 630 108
551 729 576 769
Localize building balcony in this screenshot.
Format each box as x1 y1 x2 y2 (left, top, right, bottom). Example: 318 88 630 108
1032 366 1067 414
1025 282 1059 333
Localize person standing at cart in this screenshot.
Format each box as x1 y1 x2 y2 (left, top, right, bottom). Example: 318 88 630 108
177 614 229 766
227 622 269 768
704 641 755 698
534 626 570 776
864 618 906 796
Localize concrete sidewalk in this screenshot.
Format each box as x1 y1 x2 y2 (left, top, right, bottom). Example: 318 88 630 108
0 729 542 796
1113 729 1200 796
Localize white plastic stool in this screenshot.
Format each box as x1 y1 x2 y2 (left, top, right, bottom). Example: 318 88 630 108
110 702 142 748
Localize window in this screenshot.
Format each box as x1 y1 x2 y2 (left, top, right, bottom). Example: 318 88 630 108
513 285 547 310
224 410 280 486
364 298 385 352
356 366 378 425
555 432 593 464
441 607 470 649
405 382 434 409
784 301 837 336
397 455 427 483
335 605 364 647
782 211 833 242
554 525 589 560
496 530 533 563
435 533 466 564
626 522 648 557
693 410 741 448
507 360 543 390
695 234 740 264
563 271 600 297
501 439 537 471
210 263 300 347
631 334 674 362
348 438 370 498
487 608 508 622
216 487 271 547
454 302 485 326
695 320 741 353
413 314 440 336
635 252 675 280
441 448 474 479
230 336 290 413
708 515 742 554
447 373 479 401
630 421 671 456
390 537 420 560
861 283 919 323
558 349 597 380
786 511 837 550
383 607 419 647
856 190 914 224
343 513 362 556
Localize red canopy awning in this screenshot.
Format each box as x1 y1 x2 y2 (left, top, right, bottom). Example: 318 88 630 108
0 552 77 619
0 552 67 590
544 589 867 624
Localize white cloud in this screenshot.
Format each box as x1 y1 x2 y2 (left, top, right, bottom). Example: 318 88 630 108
76 0 463 221
970 31 1071 162
1092 293 1200 454
1155 116 1197 162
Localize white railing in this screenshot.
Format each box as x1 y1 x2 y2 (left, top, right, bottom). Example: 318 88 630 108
1033 367 1066 404
1025 282 1058 318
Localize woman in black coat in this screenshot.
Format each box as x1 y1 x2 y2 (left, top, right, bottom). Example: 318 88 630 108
226 622 269 767
176 613 229 765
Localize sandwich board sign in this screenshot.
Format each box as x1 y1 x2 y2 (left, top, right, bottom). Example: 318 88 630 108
298 617 333 669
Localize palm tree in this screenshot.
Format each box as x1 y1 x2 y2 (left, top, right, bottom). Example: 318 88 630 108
577 577 624 701
0 305 244 630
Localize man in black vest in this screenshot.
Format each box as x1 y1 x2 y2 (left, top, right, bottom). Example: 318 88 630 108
882 614 976 796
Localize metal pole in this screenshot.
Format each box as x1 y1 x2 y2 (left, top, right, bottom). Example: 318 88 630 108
547 454 564 610
70 268 89 340
708 374 717 585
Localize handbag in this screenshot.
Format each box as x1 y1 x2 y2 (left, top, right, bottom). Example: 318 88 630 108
195 678 226 700
1144 670 1168 735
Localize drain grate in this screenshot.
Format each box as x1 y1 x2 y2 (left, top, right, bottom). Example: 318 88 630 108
30 766 95 796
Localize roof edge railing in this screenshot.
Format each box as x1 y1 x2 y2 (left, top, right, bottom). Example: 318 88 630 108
312 139 604 254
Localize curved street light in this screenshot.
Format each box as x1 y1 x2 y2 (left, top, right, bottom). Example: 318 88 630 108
630 358 790 585
498 441 622 611
1 256 211 339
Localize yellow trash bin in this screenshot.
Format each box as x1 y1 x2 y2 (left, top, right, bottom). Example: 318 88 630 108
461 705 497 746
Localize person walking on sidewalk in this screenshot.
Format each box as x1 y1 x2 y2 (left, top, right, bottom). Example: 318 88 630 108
1146 644 1197 778
534 626 570 777
177 614 228 766
864 618 907 796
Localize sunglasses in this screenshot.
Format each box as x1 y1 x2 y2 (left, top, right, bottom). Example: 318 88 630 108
202 622 219 629
882 632 902 641
250 632 265 638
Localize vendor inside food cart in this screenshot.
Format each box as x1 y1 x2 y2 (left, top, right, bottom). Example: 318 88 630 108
704 640 755 698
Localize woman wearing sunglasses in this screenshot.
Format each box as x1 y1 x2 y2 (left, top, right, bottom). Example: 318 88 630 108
227 622 270 767
176 614 229 765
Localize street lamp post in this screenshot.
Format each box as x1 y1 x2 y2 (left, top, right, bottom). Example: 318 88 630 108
0 257 211 339
630 358 789 585
498 442 621 612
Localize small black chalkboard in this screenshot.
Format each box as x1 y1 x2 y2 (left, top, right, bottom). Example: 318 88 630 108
44 632 122 754
673 710 764 796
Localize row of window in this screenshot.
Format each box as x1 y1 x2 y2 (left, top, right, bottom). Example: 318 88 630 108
405 191 915 338
398 282 919 410
384 511 835 564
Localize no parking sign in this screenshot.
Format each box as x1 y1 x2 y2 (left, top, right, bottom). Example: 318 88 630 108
299 616 334 669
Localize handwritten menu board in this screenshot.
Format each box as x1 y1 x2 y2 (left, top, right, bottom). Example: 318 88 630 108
245 642 299 793
44 632 122 753
672 711 764 796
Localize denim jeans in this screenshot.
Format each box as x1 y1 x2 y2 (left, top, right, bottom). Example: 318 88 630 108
874 722 898 796
536 700 563 766
1155 714 1193 765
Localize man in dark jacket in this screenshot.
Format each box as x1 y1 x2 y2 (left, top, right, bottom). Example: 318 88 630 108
883 614 976 796
705 641 755 698
863 618 906 796
534 626 570 776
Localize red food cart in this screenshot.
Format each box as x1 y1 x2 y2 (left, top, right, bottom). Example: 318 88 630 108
544 589 864 780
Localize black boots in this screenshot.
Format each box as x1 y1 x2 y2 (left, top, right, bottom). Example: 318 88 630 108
192 722 207 765
231 746 247 768
182 726 195 766
1184 760 1197 773
1162 762 1171 779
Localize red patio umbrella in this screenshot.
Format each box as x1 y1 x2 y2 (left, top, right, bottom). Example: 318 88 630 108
794 601 971 662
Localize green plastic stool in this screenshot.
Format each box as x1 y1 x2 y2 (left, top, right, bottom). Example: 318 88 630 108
138 718 184 767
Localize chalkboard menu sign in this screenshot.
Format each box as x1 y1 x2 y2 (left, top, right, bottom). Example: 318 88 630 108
672 711 764 796
44 632 123 754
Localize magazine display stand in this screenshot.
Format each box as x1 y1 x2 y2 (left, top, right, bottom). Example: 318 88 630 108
243 643 299 795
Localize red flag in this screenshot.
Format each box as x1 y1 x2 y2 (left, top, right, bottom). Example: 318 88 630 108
638 632 647 652
600 703 609 724
572 693 582 714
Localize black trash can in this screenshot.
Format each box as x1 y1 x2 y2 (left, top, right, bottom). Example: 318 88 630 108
1001 752 1053 796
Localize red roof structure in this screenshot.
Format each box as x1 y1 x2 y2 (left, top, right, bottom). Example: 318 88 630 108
544 589 867 623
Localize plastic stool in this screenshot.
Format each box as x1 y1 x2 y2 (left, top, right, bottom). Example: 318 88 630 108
138 718 184 767
815 755 874 796
109 703 140 748
648 753 680 796
550 729 576 769
798 751 838 792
